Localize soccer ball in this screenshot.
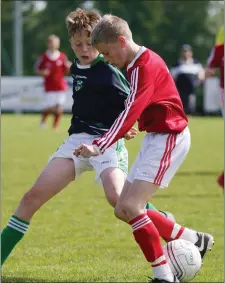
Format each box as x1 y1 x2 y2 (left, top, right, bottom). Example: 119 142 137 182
164 239 202 282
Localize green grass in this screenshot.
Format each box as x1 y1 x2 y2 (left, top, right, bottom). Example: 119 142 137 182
2 114 224 282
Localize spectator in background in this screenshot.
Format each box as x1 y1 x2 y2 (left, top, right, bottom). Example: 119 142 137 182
35 35 72 130
171 44 205 114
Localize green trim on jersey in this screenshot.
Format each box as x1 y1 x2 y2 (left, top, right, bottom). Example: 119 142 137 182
73 54 104 67
91 54 104 66
115 139 128 175
73 55 130 95
108 65 130 94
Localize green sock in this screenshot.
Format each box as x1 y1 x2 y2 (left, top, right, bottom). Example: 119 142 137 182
145 202 158 211
145 202 167 217
1 215 29 266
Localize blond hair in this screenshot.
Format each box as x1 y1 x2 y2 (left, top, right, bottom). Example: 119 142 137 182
48 34 60 43
66 8 101 38
91 14 132 45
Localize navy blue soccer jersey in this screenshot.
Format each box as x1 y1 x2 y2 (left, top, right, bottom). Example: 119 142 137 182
68 55 130 136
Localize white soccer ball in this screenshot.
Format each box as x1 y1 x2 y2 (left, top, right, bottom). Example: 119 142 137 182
164 239 202 282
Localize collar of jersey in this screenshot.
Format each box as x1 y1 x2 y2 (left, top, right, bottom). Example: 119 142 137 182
46 50 60 61
179 58 194 65
75 54 104 69
127 46 146 70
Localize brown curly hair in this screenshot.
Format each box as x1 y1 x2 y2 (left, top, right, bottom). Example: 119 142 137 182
66 8 101 38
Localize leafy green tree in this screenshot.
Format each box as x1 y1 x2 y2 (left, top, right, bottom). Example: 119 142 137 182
2 1 14 74
2 0 85 75
2 0 223 75
94 0 220 66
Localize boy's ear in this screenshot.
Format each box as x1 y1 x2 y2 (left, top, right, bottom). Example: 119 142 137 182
118 36 126 48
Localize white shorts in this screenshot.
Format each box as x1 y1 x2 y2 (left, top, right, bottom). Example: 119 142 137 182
127 127 191 188
44 91 66 108
48 133 128 185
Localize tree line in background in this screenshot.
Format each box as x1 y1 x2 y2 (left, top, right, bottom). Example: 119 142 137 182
2 0 224 75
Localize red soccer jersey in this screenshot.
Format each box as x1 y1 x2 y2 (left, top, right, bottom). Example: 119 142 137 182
93 46 188 153
35 50 70 92
207 43 224 89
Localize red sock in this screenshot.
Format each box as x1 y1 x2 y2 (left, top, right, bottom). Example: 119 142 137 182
217 171 224 190
146 210 184 242
41 109 51 123
129 213 167 265
53 113 62 128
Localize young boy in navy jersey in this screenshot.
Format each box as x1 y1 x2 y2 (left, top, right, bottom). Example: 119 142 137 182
75 14 214 283
1 8 172 268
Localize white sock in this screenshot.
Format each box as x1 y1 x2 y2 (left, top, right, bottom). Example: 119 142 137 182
179 228 198 244
153 263 175 282
40 122 46 129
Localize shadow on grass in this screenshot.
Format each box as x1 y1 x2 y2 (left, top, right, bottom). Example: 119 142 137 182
155 193 220 199
2 278 43 283
2 278 84 283
177 171 221 176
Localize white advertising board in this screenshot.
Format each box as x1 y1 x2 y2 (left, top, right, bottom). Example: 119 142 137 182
203 77 221 113
1 76 221 114
1 76 73 113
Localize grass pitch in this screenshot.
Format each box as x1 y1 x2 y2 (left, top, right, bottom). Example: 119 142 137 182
2 114 224 282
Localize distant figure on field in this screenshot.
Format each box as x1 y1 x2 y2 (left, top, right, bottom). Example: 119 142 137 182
171 44 205 114
35 35 72 129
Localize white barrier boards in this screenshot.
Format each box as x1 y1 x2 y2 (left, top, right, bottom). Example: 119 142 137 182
1 76 73 113
1 76 221 114
203 77 222 113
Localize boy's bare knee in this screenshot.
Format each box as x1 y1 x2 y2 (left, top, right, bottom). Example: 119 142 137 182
114 204 128 222
107 195 118 208
116 200 144 222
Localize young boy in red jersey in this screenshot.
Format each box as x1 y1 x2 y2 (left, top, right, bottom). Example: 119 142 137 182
205 26 224 192
75 15 214 283
35 35 71 129
1 9 173 269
